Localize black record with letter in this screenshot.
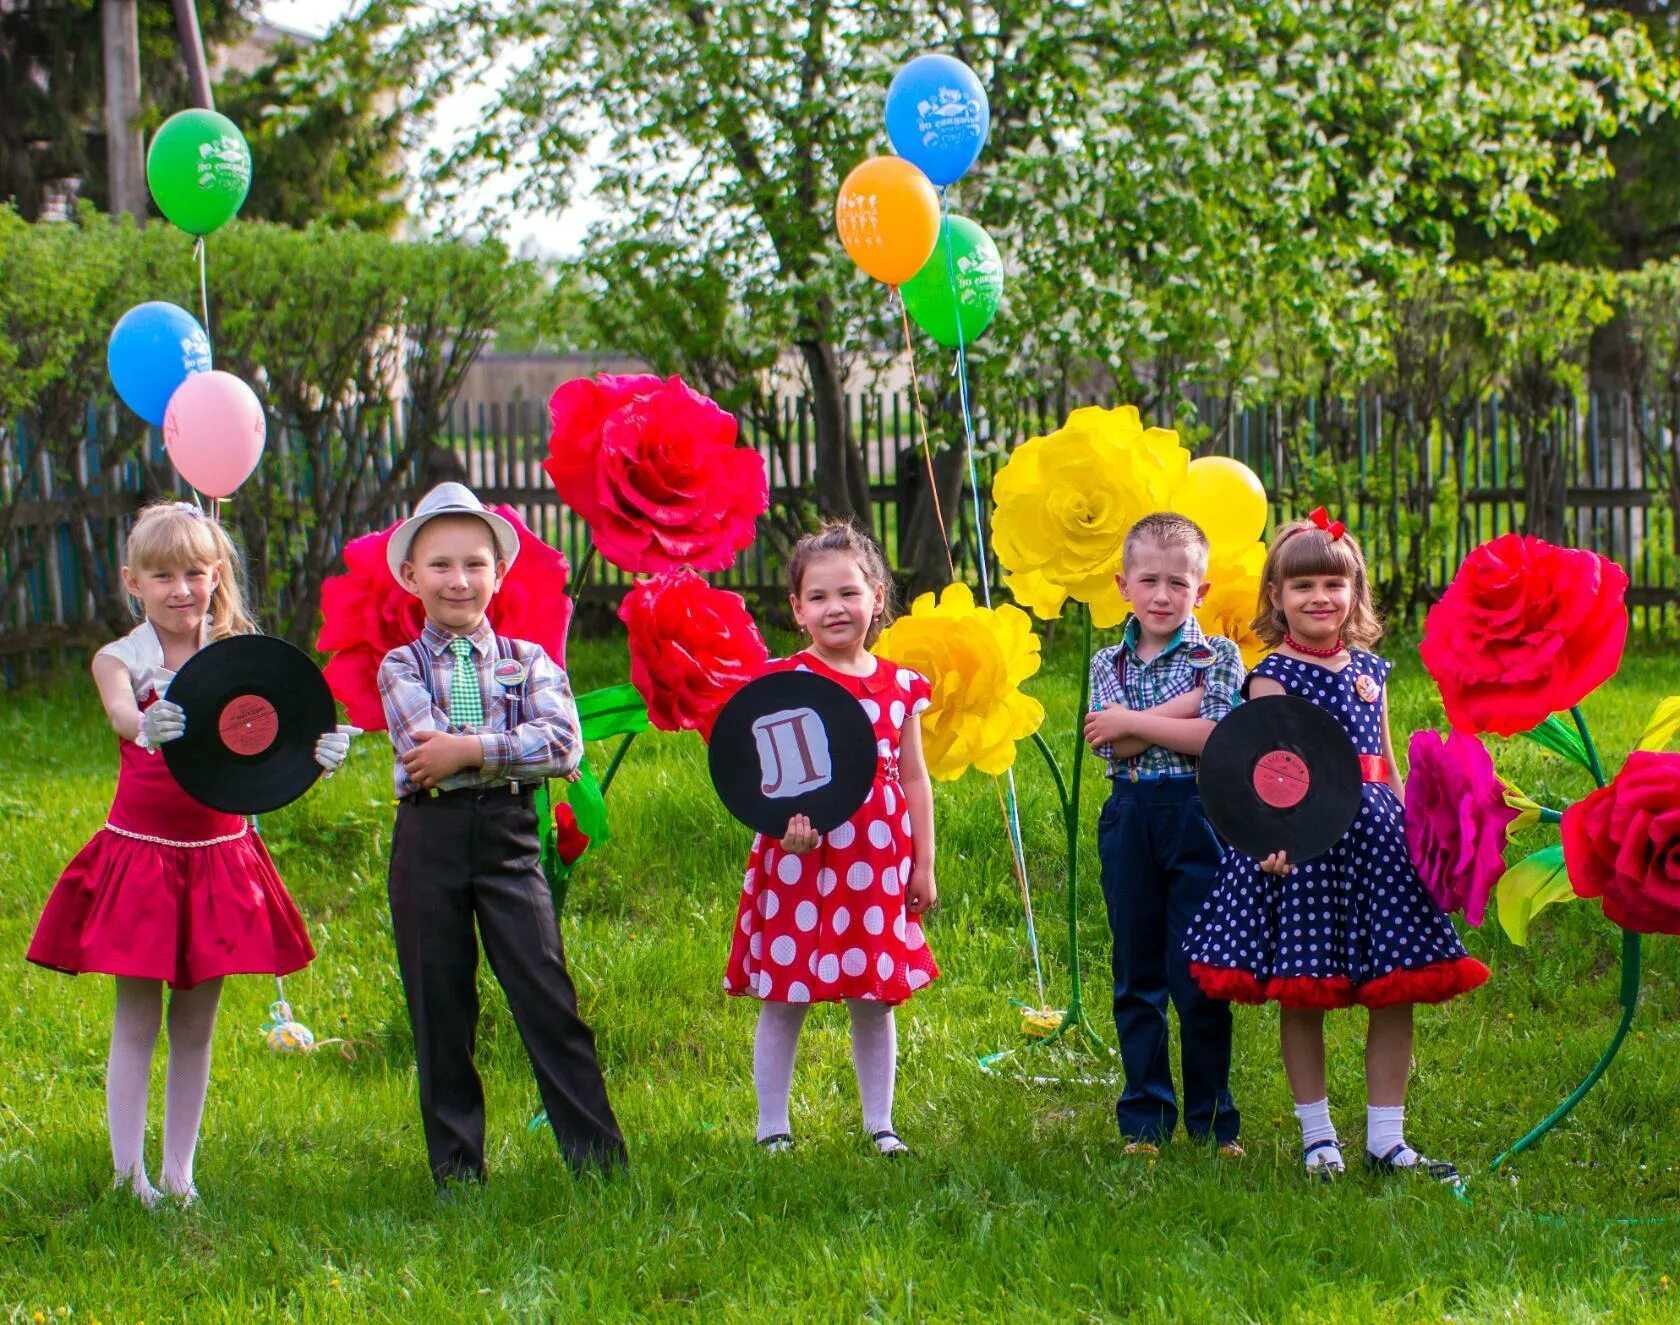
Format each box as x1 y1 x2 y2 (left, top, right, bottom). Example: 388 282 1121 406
708 670 877 837
1197 694 1363 864
163 635 337 815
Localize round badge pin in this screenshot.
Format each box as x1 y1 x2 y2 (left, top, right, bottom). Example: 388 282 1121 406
1354 673 1380 704
493 658 528 689
1185 645 1217 671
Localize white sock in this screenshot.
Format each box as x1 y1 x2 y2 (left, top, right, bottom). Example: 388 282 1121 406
752 1002 809 1141
108 978 163 1201
1295 1098 1340 1167
847 1000 897 1141
1366 1104 1414 1163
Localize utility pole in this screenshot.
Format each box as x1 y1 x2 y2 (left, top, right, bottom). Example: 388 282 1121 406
101 0 147 217
171 0 217 110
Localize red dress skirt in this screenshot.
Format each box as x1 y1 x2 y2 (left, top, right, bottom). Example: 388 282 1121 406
27 730 315 990
724 651 939 1005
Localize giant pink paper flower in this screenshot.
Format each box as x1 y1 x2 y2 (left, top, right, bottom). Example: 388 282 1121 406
315 506 571 730
545 373 768 574
1404 729 1519 927
1564 751 1680 935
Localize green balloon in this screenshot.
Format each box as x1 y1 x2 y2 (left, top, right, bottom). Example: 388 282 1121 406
146 109 252 236
900 214 1003 349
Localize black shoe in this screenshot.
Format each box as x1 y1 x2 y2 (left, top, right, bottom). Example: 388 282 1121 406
756 1133 794 1154
870 1129 910 1158
1365 1143 1459 1184
1303 1138 1345 1182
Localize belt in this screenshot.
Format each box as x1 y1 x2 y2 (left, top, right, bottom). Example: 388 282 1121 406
1112 771 1198 784
399 782 532 807
1360 755 1391 784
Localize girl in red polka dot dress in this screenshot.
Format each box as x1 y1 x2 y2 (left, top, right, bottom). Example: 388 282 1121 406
724 523 938 1156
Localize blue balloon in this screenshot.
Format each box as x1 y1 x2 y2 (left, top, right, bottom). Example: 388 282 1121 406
885 54 990 187
108 301 212 426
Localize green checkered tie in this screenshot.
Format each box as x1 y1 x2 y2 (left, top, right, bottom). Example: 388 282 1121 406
447 636 484 726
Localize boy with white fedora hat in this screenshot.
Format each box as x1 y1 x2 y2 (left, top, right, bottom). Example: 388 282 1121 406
376 481 626 1190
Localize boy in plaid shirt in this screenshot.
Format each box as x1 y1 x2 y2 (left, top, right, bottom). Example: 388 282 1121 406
377 482 625 1192
1082 512 1245 1156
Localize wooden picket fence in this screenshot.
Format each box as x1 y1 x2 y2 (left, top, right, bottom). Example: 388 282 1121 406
3 389 1675 681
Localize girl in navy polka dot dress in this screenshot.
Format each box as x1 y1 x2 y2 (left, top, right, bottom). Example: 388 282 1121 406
724 523 938 1158
1182 511 1488 1183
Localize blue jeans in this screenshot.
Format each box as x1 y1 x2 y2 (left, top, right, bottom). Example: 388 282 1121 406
1097 776 1239 1144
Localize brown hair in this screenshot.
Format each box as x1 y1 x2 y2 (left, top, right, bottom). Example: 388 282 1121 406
1251 515 1383 650
123 501 257 639
1123 511 1211 576
786 521 896 647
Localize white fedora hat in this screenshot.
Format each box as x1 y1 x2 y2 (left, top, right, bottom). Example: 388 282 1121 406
386 482 520 580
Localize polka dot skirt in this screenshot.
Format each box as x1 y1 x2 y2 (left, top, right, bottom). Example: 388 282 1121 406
1183 651 1488 1010
724 652 940 1005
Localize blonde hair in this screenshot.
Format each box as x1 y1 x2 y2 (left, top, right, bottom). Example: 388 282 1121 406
1123 512 1211 577
123 501 257 639
1251 515 1383 650
787 521 896 648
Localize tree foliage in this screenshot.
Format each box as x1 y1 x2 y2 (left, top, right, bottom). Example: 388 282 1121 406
420 0 1676 585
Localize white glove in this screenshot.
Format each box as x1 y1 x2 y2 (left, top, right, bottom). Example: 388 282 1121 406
136 699 186 752
313 724 362 775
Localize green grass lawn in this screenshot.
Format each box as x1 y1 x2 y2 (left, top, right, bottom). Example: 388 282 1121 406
3 629 1680 1322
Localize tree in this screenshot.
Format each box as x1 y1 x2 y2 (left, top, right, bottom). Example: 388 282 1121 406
214 2 423 232
420 0 1673 588
0 0 251 221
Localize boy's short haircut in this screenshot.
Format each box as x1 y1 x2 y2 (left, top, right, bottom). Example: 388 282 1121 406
1123 512 1211 576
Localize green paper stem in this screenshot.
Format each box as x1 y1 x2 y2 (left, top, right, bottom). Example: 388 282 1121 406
1539 807 1564 825
1491 928 1642 1171
598 729 637 797
1492 704 1637 1171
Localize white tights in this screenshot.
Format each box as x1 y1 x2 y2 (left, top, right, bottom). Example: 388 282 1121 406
753 999 896 1141
108 976 222 1199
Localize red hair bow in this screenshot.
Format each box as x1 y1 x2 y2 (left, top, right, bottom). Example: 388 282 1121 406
1308 506 1346 540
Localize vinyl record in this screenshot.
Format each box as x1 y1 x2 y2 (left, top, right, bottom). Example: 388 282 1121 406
708 670 877 837
1197 694 1363 864
163 635 337 815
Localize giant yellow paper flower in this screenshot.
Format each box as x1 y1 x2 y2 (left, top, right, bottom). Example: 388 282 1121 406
874 582 1045 782
1195 541 1270 668
991 405 1189 627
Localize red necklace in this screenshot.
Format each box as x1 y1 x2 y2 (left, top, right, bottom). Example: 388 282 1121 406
1284 633 1346 658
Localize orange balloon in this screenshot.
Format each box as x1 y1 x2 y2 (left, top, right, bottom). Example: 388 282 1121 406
835 156 941 286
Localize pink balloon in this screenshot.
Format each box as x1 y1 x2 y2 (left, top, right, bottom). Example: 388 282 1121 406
162 370 266 498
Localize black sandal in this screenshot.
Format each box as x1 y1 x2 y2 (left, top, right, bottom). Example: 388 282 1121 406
870 1129 910 1158
756 1133 794 1154
1303 1138 1345 1182
1365 1143 1459 1184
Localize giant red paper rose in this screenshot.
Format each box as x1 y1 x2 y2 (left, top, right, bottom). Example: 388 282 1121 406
1562 751 1680 935
1404 730 1518 927
619 569 768 740
1420 535 1628 736
546 373 769 574
315 506 572 730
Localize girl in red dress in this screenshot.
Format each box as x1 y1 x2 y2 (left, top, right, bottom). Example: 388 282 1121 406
724 523 938 1156
27 502 347 1206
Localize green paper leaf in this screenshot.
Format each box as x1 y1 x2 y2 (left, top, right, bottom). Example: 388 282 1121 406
1496 844 1574 947
577 683 650 741
1636 695 1680 753
566 756 611 849
1518 713 1592 773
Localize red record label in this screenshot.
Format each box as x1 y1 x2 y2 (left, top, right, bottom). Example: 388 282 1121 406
218 695 279 756
1252 749 1310 808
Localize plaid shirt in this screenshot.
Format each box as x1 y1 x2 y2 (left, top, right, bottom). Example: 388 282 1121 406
1087 615 1246 779
377 619 582 797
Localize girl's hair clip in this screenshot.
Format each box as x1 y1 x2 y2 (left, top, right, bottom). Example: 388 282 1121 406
169 501 206 518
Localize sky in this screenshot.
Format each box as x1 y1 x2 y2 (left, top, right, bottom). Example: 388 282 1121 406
259 0 600 256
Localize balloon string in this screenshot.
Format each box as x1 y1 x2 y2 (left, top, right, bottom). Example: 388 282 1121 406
935 192 1043 1006
896 291 955 580
195 237 211 347
993 777 1046 1008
